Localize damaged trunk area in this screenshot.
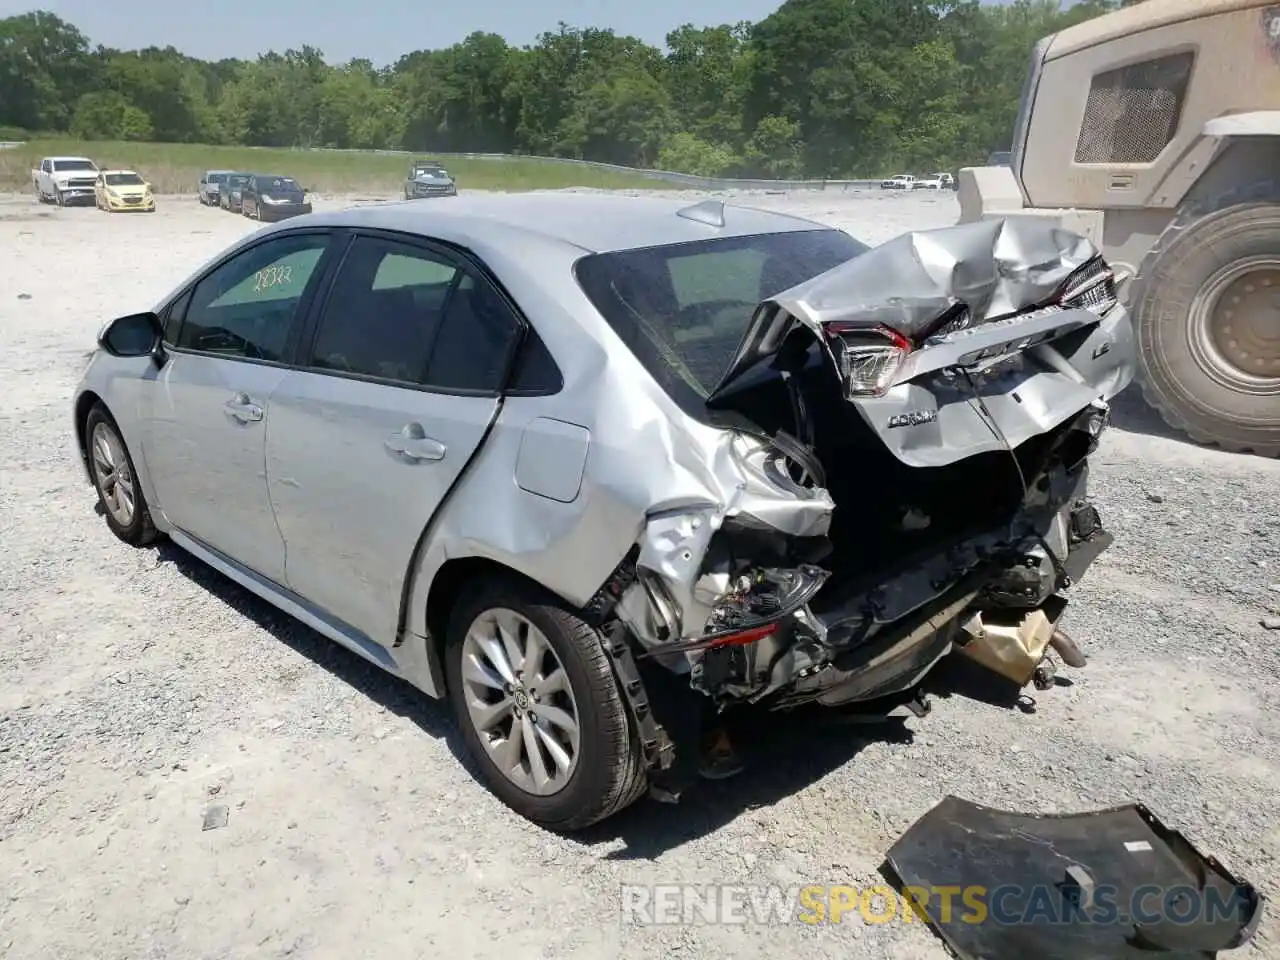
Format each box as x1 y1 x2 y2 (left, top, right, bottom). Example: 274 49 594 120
577 217 1135 716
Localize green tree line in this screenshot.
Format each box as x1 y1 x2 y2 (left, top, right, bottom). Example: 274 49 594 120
0 0 1133 178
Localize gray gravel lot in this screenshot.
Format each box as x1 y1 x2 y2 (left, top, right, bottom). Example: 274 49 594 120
1 188 1277 959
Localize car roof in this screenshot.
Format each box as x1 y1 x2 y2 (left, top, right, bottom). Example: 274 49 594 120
290 193 831 254
49 156 95 163
100 169 140 175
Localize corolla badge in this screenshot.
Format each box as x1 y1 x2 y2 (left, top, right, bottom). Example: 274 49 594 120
887 410 939 429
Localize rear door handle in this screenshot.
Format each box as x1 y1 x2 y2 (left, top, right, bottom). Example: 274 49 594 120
223 392 263 423
385 423 446 462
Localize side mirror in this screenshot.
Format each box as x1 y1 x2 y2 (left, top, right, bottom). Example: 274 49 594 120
99 311 164 362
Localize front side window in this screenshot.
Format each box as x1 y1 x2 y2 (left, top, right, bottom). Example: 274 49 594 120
176 233 331 362
574 229 867 405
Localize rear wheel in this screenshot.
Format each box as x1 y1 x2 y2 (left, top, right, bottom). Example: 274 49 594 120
444 577 647 832
84 404 158 547
1130 180 1280 457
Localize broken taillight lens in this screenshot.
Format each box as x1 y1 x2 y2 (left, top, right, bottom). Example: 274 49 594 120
826 324 913 399
1058 258 1118 316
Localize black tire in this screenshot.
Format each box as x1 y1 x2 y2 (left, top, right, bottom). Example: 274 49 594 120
444 576 647 832
1130 179 1280 457
84 403 159 547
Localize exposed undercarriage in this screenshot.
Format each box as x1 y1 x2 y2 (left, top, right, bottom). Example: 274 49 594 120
591 374 1113 714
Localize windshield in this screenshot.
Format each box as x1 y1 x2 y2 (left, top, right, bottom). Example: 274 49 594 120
574 229 868 406
260 176 301 193
54 160 96 172
228 174 250 187
209 172 228 184
105 173 145 186
414 166 448 177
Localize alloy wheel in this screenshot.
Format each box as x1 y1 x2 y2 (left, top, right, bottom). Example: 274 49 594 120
459 607 582 796
90 421 136 527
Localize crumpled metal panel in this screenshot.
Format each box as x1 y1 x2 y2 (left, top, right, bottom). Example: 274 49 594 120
769 217 1098 336
373 204 1122 695
712 217 1134 469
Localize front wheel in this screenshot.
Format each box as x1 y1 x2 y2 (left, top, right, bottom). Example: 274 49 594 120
84 404 158 547
444 578 646 832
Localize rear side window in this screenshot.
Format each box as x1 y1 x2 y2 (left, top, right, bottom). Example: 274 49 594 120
306 235 549 395
308 237 461 384
422 273 522 393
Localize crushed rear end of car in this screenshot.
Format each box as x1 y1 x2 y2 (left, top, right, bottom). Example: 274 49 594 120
587 217 1133 720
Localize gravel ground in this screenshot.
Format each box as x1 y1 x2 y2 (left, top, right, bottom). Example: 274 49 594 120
1 187 1278 960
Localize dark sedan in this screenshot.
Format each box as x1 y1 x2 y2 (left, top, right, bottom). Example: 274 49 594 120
219 172 251 212
240 174 312 222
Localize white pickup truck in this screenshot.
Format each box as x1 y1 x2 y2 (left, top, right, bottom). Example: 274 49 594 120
31 156 100 206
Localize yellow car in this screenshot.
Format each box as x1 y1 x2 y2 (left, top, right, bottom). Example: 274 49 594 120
94 170 156 212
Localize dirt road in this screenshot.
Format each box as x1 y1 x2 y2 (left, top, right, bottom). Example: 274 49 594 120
1 189 1277 959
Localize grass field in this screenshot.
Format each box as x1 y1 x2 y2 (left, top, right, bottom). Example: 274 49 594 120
0 139 668 194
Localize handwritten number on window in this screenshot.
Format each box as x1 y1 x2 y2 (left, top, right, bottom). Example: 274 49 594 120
252 264 293 293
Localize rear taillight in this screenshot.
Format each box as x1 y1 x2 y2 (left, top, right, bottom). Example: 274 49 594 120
1059 258 1118 316
825 324 913 399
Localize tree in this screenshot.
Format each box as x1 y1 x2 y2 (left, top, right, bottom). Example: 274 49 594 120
69 90 152 140
0 3 1124 176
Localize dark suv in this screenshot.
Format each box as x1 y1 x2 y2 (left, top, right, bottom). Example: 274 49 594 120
240 174 312 222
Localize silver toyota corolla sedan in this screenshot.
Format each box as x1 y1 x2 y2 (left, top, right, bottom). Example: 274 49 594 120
73 194 1134 831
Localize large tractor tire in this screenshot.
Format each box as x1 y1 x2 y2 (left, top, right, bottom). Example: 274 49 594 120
1129 179 1280 457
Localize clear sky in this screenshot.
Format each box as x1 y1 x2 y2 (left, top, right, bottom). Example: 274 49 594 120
4 0 795 65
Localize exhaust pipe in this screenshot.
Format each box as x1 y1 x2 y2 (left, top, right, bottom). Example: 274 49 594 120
1049 627 1087 668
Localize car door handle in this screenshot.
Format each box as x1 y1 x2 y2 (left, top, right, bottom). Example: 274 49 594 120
223 393 263 423
385 424 446 462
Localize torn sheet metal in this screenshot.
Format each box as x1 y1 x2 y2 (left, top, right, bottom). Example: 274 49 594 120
886 796 1263 960
766 217 1098 336
717 218 1100 391
709 218 1134 469
614 430 836 650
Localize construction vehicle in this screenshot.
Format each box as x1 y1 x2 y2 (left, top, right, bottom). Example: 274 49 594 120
957 0 1280 456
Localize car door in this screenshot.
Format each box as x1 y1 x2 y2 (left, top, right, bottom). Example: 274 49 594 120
266 232 523 646
143 230 337 583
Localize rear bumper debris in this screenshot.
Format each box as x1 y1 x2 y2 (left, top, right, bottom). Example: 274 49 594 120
885 795 1264 960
